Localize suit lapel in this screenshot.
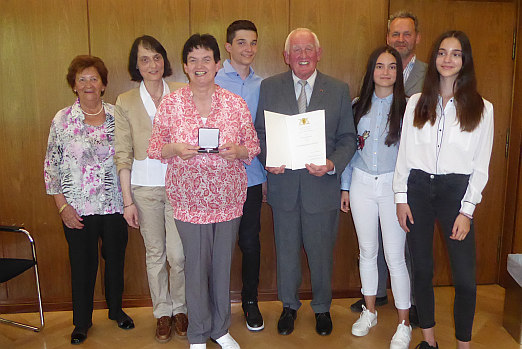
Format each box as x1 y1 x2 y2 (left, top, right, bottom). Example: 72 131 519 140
308 71 326 112
132 88 153 131
282 70 299 115
405 62 417 92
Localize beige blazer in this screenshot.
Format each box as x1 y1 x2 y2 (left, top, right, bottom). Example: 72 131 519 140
114 81 185 172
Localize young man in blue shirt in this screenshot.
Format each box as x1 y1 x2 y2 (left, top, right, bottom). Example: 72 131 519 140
215 20 266 332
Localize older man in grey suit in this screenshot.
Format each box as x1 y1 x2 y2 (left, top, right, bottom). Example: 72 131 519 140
255 28 356 337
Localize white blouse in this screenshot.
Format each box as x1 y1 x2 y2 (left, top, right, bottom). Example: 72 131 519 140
393 93 494 216
130 80 170 186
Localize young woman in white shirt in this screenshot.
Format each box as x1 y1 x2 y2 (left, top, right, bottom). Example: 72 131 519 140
393 31 494 349
340 46 411 349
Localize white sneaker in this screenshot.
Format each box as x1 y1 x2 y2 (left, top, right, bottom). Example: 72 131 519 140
190 344 206 349
390 320 412 349
351 305 377 336
215 333 240 349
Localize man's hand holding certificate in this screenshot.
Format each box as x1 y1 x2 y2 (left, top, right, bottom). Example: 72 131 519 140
264 110 326 170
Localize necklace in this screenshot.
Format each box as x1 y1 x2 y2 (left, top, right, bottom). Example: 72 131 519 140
80 102 104 116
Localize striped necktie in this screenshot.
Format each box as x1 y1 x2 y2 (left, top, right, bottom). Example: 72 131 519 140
297 80 307 113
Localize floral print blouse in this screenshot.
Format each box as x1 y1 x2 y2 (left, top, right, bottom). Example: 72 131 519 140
44 100 123 216
147 85 260 224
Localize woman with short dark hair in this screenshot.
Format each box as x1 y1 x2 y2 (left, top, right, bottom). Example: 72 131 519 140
44 55 134 345
148 33 260 349
393 31 494 349
114 35 188 343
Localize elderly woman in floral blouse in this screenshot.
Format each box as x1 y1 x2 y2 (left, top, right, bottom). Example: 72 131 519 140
44 55 134 345
147 34 260 349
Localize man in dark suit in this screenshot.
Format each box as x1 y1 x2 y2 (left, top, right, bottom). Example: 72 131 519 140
255 28 356 337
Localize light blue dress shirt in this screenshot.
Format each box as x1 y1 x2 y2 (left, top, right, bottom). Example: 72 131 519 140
341 93 399 190
215 59 266 187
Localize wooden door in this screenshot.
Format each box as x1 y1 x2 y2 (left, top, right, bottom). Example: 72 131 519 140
390 0 516 284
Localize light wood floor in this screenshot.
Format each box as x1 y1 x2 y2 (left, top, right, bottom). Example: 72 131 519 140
0 285 520 349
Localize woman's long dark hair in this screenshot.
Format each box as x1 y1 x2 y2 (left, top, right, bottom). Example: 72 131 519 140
414 30 484 131
353 46 406 146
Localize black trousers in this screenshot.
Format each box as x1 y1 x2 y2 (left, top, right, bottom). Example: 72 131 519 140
63 213 128 327
406 169 476 342
238 184 263 302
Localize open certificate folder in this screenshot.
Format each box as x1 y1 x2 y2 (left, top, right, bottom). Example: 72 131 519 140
264 110 326 170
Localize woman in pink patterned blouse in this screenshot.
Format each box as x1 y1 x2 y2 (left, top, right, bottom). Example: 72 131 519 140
147 34 260 349
44 56 134 345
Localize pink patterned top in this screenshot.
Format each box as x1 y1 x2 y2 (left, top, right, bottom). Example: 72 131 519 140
147 85 260 224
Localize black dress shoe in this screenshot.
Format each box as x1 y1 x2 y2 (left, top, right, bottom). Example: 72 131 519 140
112 311 135 330
315 312 332 336
71 324 91 344
277 307 297 335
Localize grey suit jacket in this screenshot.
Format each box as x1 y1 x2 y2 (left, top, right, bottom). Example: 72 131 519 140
404 59 427 97
255 70 356 214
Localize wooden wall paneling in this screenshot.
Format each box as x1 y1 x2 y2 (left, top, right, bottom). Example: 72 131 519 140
190 0 290 300
288 0 389 296
0 0 89 311
289 0 389 98
0 0 518 312
88 0 191 106
390 0 516 284
190 0 290 79
500 0 522 285
88 0 191 301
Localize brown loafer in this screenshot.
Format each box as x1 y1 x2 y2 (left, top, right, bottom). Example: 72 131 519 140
172 313 188 337
155 316 173 343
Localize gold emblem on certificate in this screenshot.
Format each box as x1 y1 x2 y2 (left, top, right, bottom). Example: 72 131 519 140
299 117 310 125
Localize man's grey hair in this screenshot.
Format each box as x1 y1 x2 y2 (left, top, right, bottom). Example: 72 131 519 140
387 10 419 33
284 28 321 54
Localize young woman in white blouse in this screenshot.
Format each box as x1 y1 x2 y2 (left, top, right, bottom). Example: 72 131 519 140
341 46 411 349
393 31 494 349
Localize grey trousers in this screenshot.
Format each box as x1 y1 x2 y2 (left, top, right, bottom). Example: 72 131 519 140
175 217 240 344
272 205 339 314
132 185 186 318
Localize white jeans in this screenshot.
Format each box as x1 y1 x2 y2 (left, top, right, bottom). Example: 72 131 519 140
350 168 410 310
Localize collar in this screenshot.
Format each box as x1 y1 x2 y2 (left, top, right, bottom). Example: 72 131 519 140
372 92 393 103
223 59 254 79
437 94 456 111
404 55 416 72
291 69 317 90
140 79 170 116
70 99 85 121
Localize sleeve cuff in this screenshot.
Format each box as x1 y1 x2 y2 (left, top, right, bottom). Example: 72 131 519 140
460 201 476 217
394 192 407 204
